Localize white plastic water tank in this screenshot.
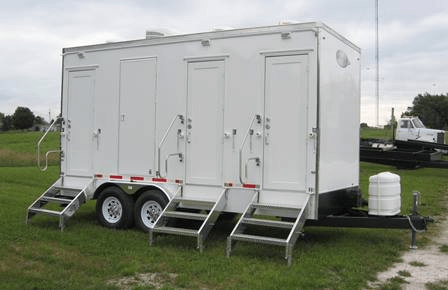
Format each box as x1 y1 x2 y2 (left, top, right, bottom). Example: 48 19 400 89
368 172 401 216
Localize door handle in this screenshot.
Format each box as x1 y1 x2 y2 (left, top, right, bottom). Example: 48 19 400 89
93 128 101 137
186 132 191 143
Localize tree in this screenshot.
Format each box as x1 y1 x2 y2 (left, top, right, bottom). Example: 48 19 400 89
12 107 35 130
409 93 448 129
34 116 46 125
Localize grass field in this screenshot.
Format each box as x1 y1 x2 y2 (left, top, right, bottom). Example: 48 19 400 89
0 131 60 167
0 131 447 289
360 127 395 141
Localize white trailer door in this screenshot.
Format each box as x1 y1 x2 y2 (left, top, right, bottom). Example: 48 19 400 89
65 69 96 176
263 55 309 191
118 57 157 176
185 60 225 186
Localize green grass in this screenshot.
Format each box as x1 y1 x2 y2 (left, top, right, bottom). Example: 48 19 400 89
0 131 448 289
440 244 448 253
0 131 60 167
426 280 448 290
409 261 427 267
360 127 395 141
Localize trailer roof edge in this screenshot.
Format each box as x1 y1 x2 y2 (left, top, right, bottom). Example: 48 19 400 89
62 22 360 55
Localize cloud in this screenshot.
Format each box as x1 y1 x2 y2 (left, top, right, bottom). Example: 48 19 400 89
0 0 447 125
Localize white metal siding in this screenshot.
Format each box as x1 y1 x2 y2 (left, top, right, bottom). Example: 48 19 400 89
318 30 360 193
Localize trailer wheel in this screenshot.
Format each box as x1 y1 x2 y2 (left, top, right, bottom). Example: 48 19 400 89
134 190 168 232
96 187 134 229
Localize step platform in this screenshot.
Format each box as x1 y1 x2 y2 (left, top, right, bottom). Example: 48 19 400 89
149 189 228 252
26 176 94 230
226 194 310 266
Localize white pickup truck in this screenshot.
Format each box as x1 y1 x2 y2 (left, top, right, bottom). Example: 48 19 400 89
395 117 446 144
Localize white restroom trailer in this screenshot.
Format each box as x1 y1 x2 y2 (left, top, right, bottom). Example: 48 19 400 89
28 22 360 264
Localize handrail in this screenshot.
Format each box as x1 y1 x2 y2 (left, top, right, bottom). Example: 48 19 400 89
157 114 184 177
37 116 62 171
161 152 183 179
239 114 261 184
244 157 260 182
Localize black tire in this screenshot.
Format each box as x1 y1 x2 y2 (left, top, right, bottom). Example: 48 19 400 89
96 187 134 229
134 190 169 232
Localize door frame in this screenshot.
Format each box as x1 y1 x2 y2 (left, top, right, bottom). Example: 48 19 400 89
63 65 98 177
259 50 316 193
184 56 228 187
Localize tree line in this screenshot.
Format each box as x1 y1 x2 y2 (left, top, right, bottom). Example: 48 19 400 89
3 93 448 132
361 93 448 130
404 93 448 130
0 107 46 131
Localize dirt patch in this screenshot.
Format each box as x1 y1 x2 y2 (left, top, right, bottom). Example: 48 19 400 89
107 272 179 290
370 216 448 289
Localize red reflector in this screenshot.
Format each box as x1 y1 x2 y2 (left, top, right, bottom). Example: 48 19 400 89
175 179 183 184
131 176 144 181
109 175 123 180
224 182 234 187
242 183 257 189
95 174 103 179
152 178 167 182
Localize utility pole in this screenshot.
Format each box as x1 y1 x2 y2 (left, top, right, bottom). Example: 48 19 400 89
375 0 380 127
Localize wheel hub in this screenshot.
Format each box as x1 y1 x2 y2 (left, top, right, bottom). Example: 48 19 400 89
141 201 162 228
102 196 122 223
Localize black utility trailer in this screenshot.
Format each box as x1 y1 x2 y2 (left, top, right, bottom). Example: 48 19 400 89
360 139 448 169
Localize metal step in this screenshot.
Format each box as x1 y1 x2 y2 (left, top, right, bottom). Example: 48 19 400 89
26 177 93 230
163 211 208 221
150 188 228 252
54 186 83 192
152 226 198 237
28 208 61 217
252 203 300 212
231 233 287 246
173 198 215 210
227 193 310 266
242 217 294 229
40 196 74 204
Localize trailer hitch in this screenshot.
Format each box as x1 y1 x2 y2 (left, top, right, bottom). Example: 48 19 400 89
305 190 433 249
409 191 433 249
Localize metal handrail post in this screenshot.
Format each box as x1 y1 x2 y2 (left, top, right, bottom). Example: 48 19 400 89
239 114 261 184
157 114 184 177
37 116 62 171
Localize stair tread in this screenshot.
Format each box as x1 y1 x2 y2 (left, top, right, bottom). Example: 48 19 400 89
41 196 74 203
153 226 199 237
252 202 301 211
173 198 215 204
231 233 287 246
28 207 62 216
173 198 215 209
164 211 208 220
54 186 83 192
242 217 294 229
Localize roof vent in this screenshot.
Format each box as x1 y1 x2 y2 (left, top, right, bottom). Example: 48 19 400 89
279 20 300 25
145 30 165 39
212 26 234 32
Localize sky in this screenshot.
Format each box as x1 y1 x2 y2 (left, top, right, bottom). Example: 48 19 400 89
1 0 447 126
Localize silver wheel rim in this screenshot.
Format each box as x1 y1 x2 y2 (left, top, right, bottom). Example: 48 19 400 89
141 200 162 229
102 196 122 224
